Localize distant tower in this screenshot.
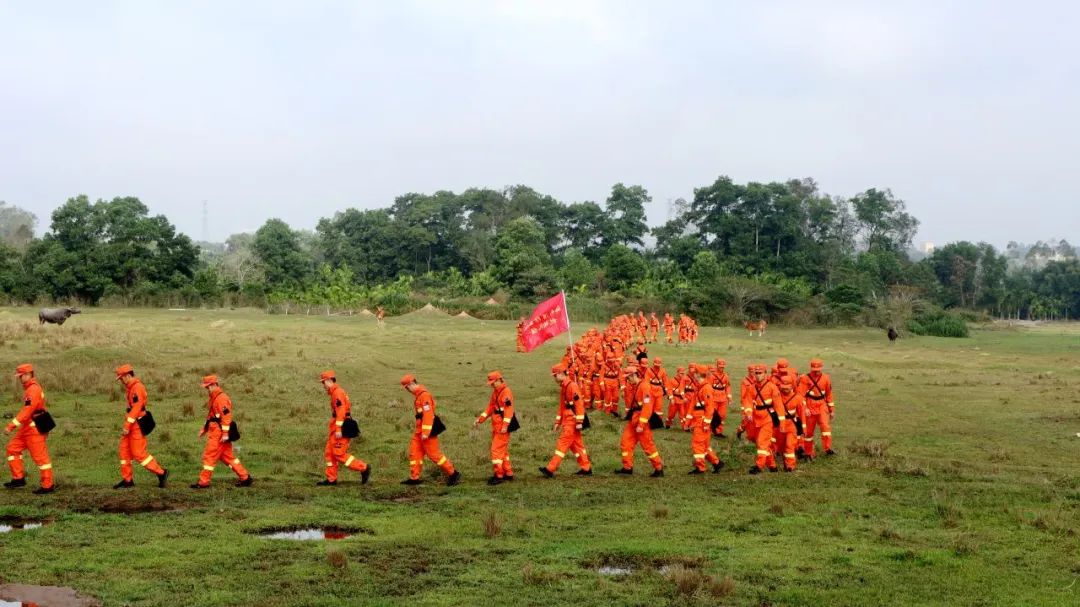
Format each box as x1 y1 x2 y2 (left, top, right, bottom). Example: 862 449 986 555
201 201 208 242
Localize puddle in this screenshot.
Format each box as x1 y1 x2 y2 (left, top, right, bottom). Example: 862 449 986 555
597 566 634 576
256 526 370 541
0 518 52 533
0 584 100 607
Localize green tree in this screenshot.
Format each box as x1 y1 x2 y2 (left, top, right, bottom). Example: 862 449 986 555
850 188 919 253
253 218 313 290
602 184 650 248
602 244 647 291
492 217 555 296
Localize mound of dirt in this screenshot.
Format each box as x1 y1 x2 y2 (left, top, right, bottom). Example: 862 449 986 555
209 319 234 329
406 303 447 316
359 309 375 317
0 584 101 607
455 311 477 319
484 298 499 306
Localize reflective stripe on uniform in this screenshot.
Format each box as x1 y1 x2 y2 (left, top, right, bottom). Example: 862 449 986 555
435 456 447 466
756 450 770 456
647 452 660 459
39 463 52 470
140 455 154 466
408 460 419 465
822 432 832 436
554 450 565 458
326 461 334 467
620 451 629 457
10 418 20 427
335 420 344 426
126 417 137 424
784 453 796 459
491 459 503 465
203 465 215 471
232 459 241 465
221 425 231 431
344 456 355 466
693 454 706 459
421 425 433 430
8 455 19 461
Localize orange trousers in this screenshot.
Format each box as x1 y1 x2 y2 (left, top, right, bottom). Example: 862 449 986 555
665 397 684 425
545 420 591 473
119 427 164 481
489 431 513 478
802 411 832 455
665 328 673 343
775 420 798 470
199 426 249 485
408 434 455 480
690 423 720 471
6 427 53 488
619 417 662 470
590 379 603 408
324 434 367 482
713 399 728 434
750 423 777 469
601 380 621 414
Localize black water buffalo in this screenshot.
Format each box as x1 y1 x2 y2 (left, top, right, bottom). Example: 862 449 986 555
39 307 82 325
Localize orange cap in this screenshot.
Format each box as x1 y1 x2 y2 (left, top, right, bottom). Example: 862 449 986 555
653 357 662 365
747 364 755 372
715 358 726 367
201 374 219 388
400 374 416 386
487 370 503 384
780 374 795 386
776 358 789 368
810 359 824 370
14 363 33 376
754 364 768 373
320 370 336 382
115 364 134 378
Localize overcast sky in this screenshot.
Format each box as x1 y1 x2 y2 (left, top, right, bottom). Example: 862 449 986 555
2 1 1077 248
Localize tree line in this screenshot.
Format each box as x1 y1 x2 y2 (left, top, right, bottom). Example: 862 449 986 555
0 178 1076 331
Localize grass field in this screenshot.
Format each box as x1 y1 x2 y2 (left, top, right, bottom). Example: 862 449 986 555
0 308 1077 606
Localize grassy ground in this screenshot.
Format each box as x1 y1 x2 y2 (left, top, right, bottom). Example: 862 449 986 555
0 308 1077 606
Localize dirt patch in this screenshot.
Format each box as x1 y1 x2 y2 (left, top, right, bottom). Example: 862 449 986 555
582 552 700 574
0 584 100 607
0 516 54 533
76 497 190 515
252 525 374 540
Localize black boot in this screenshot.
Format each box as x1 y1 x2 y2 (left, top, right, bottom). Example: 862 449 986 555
401 478 422 485
361 465 372 485
538 467 554 478
316 479 337 486
614 468 633 475
768 466 779 473
446 470 462 486
191 482 210 489
235 476 254 487
649 469 664 478
157 469 169 488
113 479 135 489
825 449 836 457
32 486 54 495
574 468 592 476
5 478 27 489
712 461 725 473
503 475 514 482
748 466 762 475
687 468 704 475
487 476 503 486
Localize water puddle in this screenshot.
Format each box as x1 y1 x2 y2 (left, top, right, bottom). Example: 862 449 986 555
0 584 100 607
257 526 367 541
0 518 52 533
597 566 634 576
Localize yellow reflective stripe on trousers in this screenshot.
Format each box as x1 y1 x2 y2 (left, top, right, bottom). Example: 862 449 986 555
38 463 52 470
140 455 154 466
344 455 355 466
203 465 215 471
436 456 447 465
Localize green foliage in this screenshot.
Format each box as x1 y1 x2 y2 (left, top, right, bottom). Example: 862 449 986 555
602 244 647 291
905 307 970 338
253 218 313 290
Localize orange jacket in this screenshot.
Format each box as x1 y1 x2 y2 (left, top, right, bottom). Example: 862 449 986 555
648 365 668 396
477 383 515 433
123 379 150 432
627 381 654 429
205 387 234 433
779 390 806 422
747 379 782 428
412 385 438 439
556 378 585 427
709 370 731 404
686 378 717 427
328 383 352 433
797 372 834 414
7 379 46 432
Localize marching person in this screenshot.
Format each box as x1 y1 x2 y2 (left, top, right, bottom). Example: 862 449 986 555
318 370 370 486
401 374 460 486
4 364 55 494
709 358 732 438
798 358 836 457
600 353 623 417
539 363 592 478
776 375 804 471
474 371 517 485
663 312 675 344
615 366 664 476
114 364 168 489
747 364 782 475
192 375 253 489
685 364 723 474
664 366 686 428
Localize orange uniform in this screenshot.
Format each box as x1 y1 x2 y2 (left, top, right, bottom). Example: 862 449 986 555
617 371 663 475
403 377 458 484
685 365 722 473
195 376 251 488
600 358 623 415
664 368 685 427
737 364 756 438
798 360 835 457
476 372 516 483
776 381 804 471
648 313 660 343
322 375 369 484
746 365 781 473
116 366 167 487
709 360 732 437
541 365 592 476
663 313 675 344
588 352 604 409
5 364 54 492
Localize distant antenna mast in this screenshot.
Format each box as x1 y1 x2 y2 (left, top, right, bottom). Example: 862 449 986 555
201 200 208 242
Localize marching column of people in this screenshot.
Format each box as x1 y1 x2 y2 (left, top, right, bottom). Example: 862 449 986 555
3 350 836 492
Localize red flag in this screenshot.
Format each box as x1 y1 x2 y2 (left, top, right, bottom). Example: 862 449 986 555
520 292 570 353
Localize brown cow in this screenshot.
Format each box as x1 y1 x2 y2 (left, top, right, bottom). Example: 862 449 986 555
744 319 767 337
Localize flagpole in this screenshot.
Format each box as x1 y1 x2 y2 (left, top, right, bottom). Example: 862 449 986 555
562 291 575 365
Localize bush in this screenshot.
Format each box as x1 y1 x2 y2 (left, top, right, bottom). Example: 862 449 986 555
906 310 969 338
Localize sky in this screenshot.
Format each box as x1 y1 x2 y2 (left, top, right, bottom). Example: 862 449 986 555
2 0 1078 248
